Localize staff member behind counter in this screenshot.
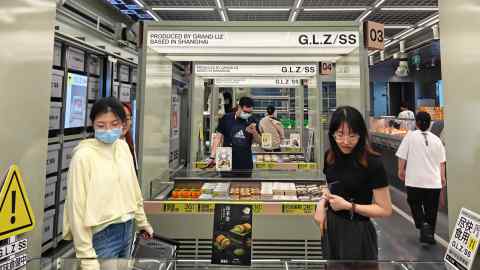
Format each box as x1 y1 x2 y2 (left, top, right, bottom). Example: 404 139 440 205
207 97 261 177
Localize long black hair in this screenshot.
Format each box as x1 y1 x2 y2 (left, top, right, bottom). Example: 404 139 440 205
326 106 378 167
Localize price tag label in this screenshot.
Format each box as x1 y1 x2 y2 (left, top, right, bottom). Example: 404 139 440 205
198 203 215 213
256 162 268 169
164 203 198 213
282 204 315 215
252 204 263 214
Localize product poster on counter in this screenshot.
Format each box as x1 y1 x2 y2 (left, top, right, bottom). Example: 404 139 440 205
212 204 252 266
215 147 232 172
445 208 480 270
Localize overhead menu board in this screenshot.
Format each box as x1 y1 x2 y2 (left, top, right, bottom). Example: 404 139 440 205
215 77 302 87
149 31 359 49
196 64 317 77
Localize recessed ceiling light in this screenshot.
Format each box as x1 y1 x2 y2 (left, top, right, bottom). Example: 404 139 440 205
152 7 215 11
381 7 439 11
303 8 367 11
228 8 291 11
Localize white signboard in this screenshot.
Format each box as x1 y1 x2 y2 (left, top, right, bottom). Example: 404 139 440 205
149 31 359 48
196 64 317 77
445 208 480 270
215 77 302 87
0 238 28 270
0 239 27 261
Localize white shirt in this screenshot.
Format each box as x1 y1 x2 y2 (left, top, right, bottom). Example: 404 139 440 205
398 110 415 120
396 130 446 189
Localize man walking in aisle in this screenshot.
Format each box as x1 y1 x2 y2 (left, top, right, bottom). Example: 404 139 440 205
396 112 446 244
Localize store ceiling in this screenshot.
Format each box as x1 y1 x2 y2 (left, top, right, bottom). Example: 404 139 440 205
106 0 439 56
139 0 436 33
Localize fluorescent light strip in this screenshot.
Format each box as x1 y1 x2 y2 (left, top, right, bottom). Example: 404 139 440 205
424 18 440 27
393 27 415 39
381 7 439 11
228 8 291 11
220 10 226 21
216 0 222 8
392 27 423 41
152 7 215 11
384 25 412 29
418 14 440 26
295 0 303 9
146 10 159 21
385 39 399 48
133 0 144 8
303 8 367 11
358 10 372 22
374 0 387 8
369 50 379 56
290 11 298 22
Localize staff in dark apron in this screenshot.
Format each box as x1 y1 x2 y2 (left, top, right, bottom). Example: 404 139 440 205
314 106 392 268
207 97 261 177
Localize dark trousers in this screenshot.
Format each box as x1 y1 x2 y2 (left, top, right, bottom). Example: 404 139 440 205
406 187 441 231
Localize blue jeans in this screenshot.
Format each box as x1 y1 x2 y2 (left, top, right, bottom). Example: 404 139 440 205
92 220 133 258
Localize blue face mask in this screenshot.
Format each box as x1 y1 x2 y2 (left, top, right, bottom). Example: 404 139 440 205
95 128 122 144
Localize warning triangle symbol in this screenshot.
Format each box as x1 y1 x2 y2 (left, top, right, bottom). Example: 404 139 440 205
0 164 36 240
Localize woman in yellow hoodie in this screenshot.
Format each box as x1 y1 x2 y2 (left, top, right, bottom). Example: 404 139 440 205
63 97 153 265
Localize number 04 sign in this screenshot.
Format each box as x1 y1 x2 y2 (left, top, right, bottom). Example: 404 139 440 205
445 208 480 270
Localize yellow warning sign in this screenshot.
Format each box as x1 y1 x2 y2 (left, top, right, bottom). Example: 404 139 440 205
0 165 35 240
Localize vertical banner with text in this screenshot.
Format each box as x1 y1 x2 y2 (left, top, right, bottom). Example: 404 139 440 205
212 204 252 266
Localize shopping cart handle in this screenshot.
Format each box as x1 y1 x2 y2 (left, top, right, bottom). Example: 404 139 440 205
151 233 181 247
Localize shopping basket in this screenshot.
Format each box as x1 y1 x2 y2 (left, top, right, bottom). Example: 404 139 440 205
131 233 180 270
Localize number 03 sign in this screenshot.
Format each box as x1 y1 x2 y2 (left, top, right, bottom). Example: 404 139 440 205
364 21 385 50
